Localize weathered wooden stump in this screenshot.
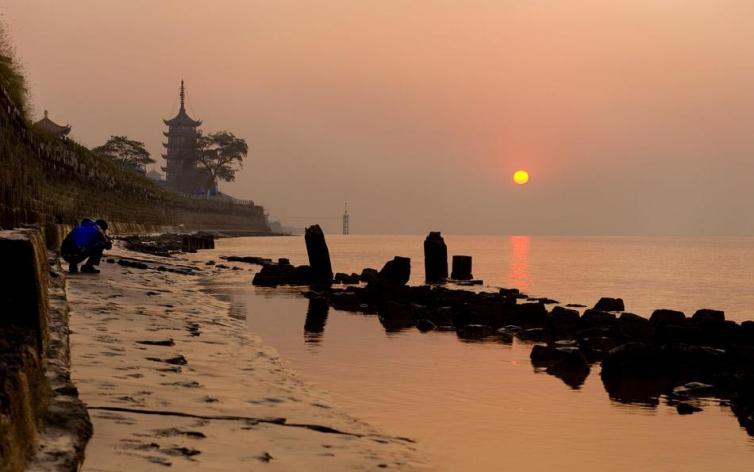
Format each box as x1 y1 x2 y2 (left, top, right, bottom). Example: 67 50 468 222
451 255 473 280
304 225 333 284
424 231 448 283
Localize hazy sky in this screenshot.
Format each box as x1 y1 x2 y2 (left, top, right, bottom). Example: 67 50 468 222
3 0 754 235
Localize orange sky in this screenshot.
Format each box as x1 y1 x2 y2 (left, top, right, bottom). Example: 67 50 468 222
3 0 754 234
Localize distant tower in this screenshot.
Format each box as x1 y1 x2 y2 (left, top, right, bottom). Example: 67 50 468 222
342 202 350 235
162 80 202 193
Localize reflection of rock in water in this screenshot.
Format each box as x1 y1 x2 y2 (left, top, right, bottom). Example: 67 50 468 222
601 376 666 407
530 345 590 389
377 301 414 333
304 297 329 343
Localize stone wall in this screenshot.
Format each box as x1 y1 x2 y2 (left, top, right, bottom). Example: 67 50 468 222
0 82 271 235
0 228 92 472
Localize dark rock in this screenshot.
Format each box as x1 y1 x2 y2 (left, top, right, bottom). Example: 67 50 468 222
304 225 333 285
224 256 273 265
499 288 520 296
650 309 686 325
450 255 473 280
566 303 587 308
334 272 360 284
549 306 580 326
530 345 569 366
581 309 616 327
377 257 411 286
528 297 559 304
514 303 548 326
359 268 379 284
672 381 715 398
137 339 175 347
424 231 448 283
518 327 548 342
278 258 291 266
617 312 654 340
676 402 703 415
579 336 619 361
456 324 495 340
692 309 725 323
593 297 625 312
416 319 436 333
546 350 590 388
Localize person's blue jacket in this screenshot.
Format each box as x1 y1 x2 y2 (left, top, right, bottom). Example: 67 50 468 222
70 220 104 248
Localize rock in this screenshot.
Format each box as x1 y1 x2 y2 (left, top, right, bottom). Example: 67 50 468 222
518 327 548 342
359 268 379 283
136 339 175 347
514 302 548 326
579 336 619 361
304 225 333 284
416 319 437 333
593 297 625 312
224 255 272 265
528 297 559 304
424 232 448 283
450 255 473 280
278 258 291 266
456 324 495 340
692 309 725 323
499 288 520 296
672 381 715 397
549 306 580 325
530 345 569 365
581 309 616 327
334 272 360 284
496 328 514 343
617 312 653 340
377 257 411 286
676 402 703 415
650 309 686 325
546 350 590 388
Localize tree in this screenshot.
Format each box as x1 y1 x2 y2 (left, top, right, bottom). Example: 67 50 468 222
93 135 154 171
196 131 248 195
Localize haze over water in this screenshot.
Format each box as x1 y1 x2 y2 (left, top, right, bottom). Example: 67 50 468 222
215 235 754 472
4 1 754 235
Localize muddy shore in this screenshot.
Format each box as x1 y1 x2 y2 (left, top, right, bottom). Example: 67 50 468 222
66 243 428 470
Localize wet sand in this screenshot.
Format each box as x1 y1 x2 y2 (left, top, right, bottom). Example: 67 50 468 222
66 244 427 471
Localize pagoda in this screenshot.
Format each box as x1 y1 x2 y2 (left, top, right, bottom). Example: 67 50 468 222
33 110 71 139
162 80 202 193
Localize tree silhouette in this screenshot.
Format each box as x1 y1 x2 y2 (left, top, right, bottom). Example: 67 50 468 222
93 135 154 171
196 131 248 194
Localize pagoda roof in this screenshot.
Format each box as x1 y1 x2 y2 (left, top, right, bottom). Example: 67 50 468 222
33 110 71 137
163 80 201 127
163 108 201 127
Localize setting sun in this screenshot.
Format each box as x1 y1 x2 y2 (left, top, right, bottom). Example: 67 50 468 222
513 170 529 185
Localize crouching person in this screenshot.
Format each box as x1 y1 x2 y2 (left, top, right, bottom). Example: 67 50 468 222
61 219 112 274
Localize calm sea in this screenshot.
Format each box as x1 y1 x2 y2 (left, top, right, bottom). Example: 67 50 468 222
215 235 754 471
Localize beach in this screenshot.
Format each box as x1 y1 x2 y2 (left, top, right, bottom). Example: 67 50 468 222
66 243 427 471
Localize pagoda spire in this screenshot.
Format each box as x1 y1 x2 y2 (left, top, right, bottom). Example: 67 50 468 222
180 80 185 111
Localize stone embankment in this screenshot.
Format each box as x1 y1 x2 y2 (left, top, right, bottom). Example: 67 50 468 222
0 80 270 237
0 228 92 472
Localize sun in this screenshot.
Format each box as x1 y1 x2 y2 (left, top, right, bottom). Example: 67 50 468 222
513 170 529 185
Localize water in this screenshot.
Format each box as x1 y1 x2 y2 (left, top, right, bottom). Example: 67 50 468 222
216 235 754 471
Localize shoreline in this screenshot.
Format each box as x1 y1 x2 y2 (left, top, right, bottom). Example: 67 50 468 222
66 243 428 470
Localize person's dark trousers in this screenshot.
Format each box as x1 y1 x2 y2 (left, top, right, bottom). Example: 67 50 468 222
62 241 108 271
